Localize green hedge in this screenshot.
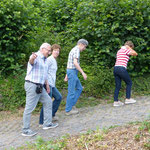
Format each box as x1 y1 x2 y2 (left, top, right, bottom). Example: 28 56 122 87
0 0 150 110
0 0 40 75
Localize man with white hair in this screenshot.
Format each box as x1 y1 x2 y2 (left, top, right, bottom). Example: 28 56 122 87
22 43 58 137
64 39 88 115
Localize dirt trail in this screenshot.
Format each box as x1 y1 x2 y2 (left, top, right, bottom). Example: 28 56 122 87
0 96 150 150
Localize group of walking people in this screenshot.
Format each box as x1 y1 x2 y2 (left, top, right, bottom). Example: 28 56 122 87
22 39 138 137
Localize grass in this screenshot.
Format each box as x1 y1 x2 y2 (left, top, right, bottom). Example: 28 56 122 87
13 120 150 150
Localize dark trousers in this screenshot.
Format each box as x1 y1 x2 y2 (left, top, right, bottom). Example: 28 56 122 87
114 66 132 101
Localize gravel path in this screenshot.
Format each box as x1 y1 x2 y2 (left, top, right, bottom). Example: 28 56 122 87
0 96 150 150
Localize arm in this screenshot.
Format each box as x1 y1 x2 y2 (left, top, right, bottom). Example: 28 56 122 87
74 58 87 80
45 80 50 93
126 45 138 56
64 74 68 82
29 52 37 65
129 49 138 56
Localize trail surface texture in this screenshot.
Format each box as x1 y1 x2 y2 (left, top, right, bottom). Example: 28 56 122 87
0 96 150 150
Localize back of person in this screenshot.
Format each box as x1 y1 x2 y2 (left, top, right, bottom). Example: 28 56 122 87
115 46 131 68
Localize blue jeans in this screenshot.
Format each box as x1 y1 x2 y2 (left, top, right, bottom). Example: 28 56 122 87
39 85 62 125
23 82 52 131
65 69 83 112
114 66 132 101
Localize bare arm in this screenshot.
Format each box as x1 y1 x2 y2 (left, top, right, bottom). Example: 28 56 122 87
126 45 138 56
129 49 138 56
74 58 87 80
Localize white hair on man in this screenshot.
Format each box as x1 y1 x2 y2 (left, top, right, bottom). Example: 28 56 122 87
40 43 51 51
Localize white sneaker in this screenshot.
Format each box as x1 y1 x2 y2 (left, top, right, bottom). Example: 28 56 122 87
113 101 124 107
125 98 136 104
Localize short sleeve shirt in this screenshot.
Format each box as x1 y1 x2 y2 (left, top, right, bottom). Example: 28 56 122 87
67 46 80 69
25 51 48 84
115 46 131 68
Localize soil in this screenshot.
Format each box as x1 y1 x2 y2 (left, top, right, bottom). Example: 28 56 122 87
0 95 150 150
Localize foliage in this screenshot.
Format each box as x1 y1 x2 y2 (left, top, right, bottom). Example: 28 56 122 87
0 69 150 111
0 71 26 111
83 66 114 98
66 0 150 75
0 0 40 75
16 121 150 150
0 0 150 110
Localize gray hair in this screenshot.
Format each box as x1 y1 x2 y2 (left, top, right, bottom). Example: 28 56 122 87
40 43 51 51
77 39 88 46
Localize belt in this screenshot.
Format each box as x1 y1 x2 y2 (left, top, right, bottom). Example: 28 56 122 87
25 80 42 85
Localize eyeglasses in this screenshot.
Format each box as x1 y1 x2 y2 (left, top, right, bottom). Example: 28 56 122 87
44 48 51 52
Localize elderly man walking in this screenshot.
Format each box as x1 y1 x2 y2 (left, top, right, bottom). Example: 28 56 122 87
64 39 88 115
22 43 58 137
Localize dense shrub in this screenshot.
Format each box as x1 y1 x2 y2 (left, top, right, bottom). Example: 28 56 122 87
1 0 150 110
0 72 26 111
0 0 40 75
66 0 150 75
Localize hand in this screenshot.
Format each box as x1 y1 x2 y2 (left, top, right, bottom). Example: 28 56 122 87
29 52 38 64
46 84 50 94
82 72 87 80
31 52 37 60
64 75 68 82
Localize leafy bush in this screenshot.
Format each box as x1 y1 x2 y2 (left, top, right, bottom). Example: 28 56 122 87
0 72 26 111
83 66 114 98
67 0 150 75
0 0 40 75
1 0 150 111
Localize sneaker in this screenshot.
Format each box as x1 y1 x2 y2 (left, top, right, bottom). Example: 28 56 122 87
65 109 79 116
52 116 59 121
125 98 136 104
113 101 124 107
21 130 37 137
43 123 58 130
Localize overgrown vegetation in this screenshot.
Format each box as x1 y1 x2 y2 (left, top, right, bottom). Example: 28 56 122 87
13 120 150 150
0 0 150 110
0 70 150 111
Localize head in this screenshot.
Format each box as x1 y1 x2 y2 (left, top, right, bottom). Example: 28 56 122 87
77 39 88 51
40 43 51 58
51 44 61 58
124 41 134 49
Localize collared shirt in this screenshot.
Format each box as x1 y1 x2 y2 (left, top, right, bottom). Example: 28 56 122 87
115 46 131 68
47 55 57 87
67 46 80 69
25 51 48 84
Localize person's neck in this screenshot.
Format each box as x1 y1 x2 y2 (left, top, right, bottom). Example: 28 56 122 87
52 54 56 59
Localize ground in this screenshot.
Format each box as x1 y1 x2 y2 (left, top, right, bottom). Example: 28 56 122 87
0 96 150 150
